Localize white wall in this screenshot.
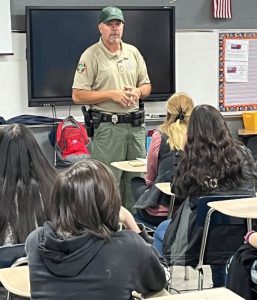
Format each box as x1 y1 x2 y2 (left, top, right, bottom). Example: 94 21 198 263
0 31 219 120
176 31 219 108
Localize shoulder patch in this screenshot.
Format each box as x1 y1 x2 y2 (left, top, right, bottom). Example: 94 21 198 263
77 62 86 73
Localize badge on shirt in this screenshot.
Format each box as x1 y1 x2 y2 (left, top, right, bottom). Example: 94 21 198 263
77 62 86 73
124 58 133 70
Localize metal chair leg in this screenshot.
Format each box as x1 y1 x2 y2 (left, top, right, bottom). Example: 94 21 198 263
167 265 190 293
184 266 190 280
195 208 215 290
198 267 204 291
247 218 252 231
167 266 173 293
7 291 11 300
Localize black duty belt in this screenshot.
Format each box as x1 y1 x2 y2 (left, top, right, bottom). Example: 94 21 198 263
91 110 145 126
102 113 132 124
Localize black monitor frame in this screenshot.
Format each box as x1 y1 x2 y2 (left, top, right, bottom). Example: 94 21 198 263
26 6 175 107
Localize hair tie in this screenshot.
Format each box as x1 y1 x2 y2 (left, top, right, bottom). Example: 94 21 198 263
175 109 186 121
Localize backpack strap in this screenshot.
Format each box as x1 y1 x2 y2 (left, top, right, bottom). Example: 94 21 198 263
62 116 80 129
56 116 89 145
56 119 65 145
56 116 78 144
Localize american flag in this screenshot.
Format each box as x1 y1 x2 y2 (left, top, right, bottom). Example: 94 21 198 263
213 0 232 18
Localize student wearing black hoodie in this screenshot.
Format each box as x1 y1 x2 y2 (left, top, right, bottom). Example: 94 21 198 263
25 159 166 300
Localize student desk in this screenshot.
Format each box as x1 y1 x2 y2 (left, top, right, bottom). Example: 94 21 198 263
149 287 244 299
155 182 176 220
208 197 257 231
155 182 173 195
238 129 257 136
111 160 146 173
0 266 168 299
0 265 30 298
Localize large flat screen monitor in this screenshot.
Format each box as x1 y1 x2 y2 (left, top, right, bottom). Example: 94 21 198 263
26 6 175 107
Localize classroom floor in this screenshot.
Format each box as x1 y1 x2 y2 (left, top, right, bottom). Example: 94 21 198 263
169 265 213 295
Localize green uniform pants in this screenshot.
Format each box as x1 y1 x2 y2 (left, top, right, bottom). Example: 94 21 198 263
91 122 146 212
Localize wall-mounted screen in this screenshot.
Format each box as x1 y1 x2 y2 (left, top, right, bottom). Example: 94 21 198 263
26 6 175 107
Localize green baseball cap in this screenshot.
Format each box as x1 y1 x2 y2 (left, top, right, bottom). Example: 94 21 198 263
99 6 125 24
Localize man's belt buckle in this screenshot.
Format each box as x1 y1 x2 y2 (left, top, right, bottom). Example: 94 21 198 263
111 114 118 124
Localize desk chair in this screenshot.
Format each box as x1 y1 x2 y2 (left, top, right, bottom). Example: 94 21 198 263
0 244 28 300
155 183 176 220
195 194 251 290
154 183 190 287
0 244 26 269
133 182 176 233
48 126 73 170
165 194 251 291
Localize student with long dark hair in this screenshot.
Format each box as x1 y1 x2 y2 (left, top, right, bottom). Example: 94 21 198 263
26 160 166 300
162 105 257 287
0 123 151 247
172 105 256 198
0 124 55 245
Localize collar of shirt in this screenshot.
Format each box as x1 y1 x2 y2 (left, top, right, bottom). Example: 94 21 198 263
98 38 129 60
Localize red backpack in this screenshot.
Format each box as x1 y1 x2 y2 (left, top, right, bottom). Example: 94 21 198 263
56 116 90 162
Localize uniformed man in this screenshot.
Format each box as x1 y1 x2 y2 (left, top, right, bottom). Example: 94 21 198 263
72 6 151 212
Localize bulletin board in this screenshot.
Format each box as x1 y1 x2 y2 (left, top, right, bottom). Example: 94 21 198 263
219 32 257 112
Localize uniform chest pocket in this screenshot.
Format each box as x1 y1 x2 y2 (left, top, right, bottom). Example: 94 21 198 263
117 58 135 73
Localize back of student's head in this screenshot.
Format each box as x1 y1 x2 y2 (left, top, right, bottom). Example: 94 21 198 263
187 104 232 145
51 159 121 240
160 92 194 150
0 124 56 245
174 105 252 197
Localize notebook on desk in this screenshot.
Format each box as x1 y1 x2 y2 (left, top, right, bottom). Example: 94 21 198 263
128 160 146 167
